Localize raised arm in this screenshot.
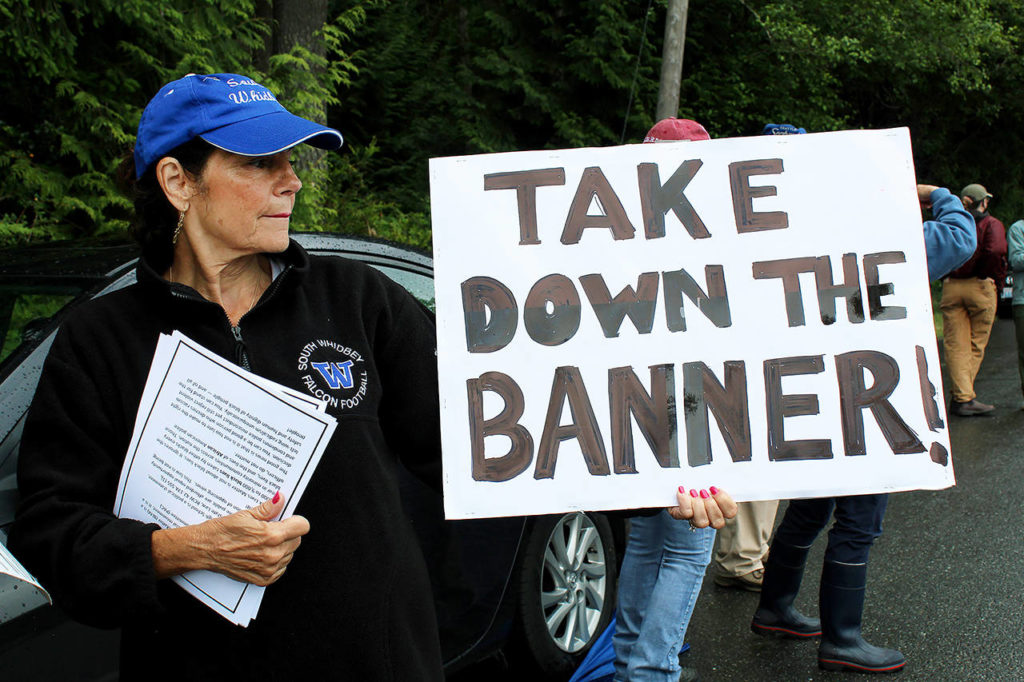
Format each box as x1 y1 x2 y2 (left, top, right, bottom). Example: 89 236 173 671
919 185 976 281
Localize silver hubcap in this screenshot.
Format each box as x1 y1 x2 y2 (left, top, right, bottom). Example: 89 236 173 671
539 512 607 653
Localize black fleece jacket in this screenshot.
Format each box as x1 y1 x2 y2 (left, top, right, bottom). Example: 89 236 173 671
10 241 444 681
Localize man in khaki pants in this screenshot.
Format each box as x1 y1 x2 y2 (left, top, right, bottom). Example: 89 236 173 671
940 183 1007 416
712 500 777 590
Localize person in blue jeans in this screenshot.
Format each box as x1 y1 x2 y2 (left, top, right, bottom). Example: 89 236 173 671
751 182 976 674
613 118 736 682
613 503 718 681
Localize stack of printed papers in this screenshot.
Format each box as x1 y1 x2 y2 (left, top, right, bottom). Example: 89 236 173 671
114 331 336 626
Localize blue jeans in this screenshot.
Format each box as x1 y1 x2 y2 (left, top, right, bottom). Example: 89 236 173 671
613 510 715 682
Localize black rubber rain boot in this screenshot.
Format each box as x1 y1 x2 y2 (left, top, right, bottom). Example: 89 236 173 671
818 561 906 673
751 541 822 638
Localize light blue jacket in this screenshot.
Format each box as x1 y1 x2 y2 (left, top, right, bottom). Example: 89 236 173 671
923 187 976 281
1007 219 1024 305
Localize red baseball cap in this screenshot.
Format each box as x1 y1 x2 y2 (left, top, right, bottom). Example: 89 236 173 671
643 118 710 143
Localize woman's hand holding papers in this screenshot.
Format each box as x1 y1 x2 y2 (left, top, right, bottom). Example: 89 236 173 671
152 492 310 586
667 486 737 529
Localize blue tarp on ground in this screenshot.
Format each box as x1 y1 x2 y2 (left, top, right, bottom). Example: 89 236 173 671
568 614 617 682
568 613 691 682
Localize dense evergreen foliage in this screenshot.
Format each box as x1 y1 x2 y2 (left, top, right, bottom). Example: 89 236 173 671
0 0 361 244
2 0 1022 248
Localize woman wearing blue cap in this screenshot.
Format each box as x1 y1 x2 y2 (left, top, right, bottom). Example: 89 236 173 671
10 74 445 680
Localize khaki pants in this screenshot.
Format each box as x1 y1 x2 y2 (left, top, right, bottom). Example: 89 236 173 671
712 500 778 576
940 277 997 402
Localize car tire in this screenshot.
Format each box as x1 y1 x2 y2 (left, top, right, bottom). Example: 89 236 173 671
511 511 618 679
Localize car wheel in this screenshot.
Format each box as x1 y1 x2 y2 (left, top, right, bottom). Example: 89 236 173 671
512 511 618 678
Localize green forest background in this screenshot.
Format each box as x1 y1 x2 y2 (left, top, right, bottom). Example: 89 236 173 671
1 0 1021 251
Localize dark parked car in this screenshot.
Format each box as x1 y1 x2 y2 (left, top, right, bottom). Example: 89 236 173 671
0 234 621 679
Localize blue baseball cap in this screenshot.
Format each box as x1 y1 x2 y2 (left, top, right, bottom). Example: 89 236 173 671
762 123 806 135
134 73 343 177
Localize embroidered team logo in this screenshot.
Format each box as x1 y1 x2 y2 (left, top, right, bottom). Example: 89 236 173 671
296 339 369 410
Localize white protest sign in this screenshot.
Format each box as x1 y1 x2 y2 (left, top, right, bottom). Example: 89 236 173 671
430 128 954 519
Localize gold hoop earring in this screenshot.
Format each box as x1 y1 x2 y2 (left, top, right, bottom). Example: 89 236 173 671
173 211 184 245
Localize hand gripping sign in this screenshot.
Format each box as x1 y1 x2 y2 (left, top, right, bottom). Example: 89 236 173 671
430 128 953 519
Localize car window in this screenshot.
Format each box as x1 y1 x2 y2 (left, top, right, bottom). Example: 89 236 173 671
370 264 436 312
0 291 78 365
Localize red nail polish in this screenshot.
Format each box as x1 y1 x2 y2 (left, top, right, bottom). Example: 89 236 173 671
710 486 719 495
689 489 698 498
700 489 709 499
272 490 281 504
678 486 686 494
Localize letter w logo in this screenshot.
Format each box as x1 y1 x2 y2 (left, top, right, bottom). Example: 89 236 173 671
312 360 355 390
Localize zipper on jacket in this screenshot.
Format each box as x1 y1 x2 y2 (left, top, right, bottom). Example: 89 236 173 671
229 264 292 373
166 263 293 374
231 263 296 374
231 324 251 371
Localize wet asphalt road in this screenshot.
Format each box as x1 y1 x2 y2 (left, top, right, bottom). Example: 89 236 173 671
458 318 1024 681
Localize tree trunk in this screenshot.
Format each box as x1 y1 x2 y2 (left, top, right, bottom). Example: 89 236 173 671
274 0 328 63
254 0 273 73
270 0 330 179
656 0 690 121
